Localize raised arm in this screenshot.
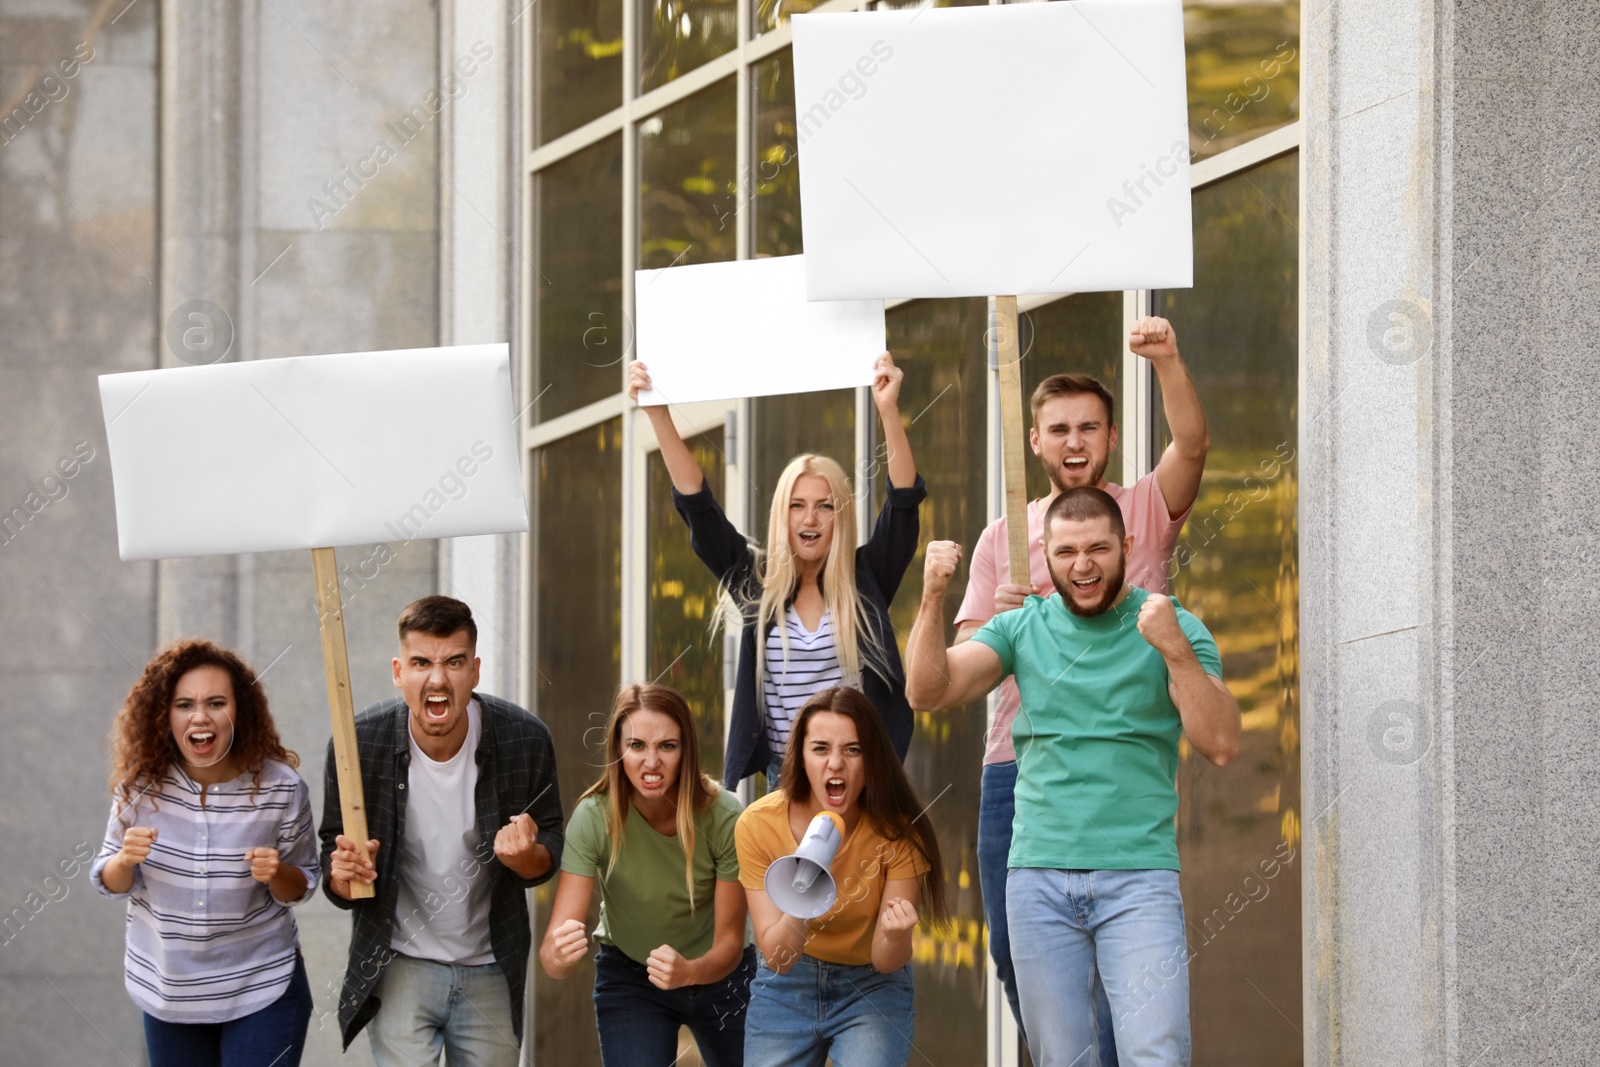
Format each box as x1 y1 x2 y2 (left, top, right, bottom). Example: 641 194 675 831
1135 595 1239 766
538 872 595 980
905 541 1007 710
871 351 916 490
871 879 921 973
629 360 705 495
1130 317 1209 517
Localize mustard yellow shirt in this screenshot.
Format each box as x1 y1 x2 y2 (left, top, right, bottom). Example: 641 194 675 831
735 789 928 966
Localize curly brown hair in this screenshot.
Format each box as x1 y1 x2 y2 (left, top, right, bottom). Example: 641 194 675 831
109 639 297 820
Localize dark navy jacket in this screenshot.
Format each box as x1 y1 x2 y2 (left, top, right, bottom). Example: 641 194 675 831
672 474 927 787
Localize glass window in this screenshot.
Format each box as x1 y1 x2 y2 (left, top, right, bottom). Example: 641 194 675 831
1185 1 1300 160
882 297 991 1065
753 391 855 512
753 48 802 258
755 0 827 41
638 0 738 93
638 80 738 269
531 419 623 1067
534 0 623 144
1157 151 1301 1065
647 426 728 772
533 136 624 423
1020 292 1125 500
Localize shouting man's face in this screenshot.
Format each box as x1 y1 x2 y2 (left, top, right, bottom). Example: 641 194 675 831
1045 514 1131 617
394 628 480 752
1031 393 1117 494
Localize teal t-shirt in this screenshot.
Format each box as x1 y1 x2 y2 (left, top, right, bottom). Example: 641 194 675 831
561 788 744 965
972 586 1222 871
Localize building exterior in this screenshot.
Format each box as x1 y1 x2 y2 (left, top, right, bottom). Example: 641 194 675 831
0 1 1593 1065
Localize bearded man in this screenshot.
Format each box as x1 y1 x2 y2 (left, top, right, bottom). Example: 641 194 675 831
906 487 1239 1067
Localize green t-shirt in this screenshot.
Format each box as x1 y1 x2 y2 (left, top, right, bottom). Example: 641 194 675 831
972 586 1222 871
561 788 745 965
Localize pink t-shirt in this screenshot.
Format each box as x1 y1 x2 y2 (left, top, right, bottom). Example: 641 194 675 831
953 473 1190 764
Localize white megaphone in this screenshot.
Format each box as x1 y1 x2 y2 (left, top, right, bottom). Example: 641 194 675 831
765 811 846 919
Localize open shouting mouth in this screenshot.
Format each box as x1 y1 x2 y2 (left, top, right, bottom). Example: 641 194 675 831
824 776 848 806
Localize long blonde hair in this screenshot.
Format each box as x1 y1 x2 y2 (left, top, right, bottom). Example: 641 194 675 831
579 683 721 912
750 454 886 691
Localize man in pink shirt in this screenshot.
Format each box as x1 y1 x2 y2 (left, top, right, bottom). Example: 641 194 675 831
955 316 1208 1062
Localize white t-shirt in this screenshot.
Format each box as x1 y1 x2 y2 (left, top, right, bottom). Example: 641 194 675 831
391 699 495 964
761 605 845 759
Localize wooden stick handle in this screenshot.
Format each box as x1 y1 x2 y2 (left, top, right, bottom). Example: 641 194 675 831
994 296 1031 587
311 547 375 900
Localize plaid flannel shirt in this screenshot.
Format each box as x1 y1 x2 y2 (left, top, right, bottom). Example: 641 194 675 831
319 693 563 1049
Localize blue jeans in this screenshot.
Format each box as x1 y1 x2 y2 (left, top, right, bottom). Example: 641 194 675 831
593 943 756 1066
1007 868 1191 1067
367 954 518 1067
143 953 312 1067
979 761 1119 1065
744 955 916 1067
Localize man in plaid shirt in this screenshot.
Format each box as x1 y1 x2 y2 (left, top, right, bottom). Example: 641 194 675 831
320 596 563 1065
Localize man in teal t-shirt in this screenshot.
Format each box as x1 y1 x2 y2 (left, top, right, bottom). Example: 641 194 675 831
905 487 1240 1067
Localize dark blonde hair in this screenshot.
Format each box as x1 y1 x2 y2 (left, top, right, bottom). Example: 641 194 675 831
109 639 296 822
780 686 948 924
580 683 721 911
1031 373 1116 427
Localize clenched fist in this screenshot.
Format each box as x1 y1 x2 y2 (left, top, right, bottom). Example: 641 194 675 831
494 814 540 868
880 897 919 936
1129 316 1179 362
922 541 963 597
1136 594 1187 658
646 944 695 990
246 847 281 885
870 351 903 414
548 918 590 968
117 826 158 867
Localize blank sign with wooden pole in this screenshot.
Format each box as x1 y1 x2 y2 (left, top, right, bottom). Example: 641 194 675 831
791 0 1193 551
99 344 529 899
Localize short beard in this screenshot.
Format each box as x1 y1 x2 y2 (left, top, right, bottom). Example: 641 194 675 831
1044 453 1110 494
1051 559 1126 617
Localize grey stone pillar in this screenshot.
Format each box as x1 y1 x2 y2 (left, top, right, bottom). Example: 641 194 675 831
1302 2 1600 1064
156 0 251 647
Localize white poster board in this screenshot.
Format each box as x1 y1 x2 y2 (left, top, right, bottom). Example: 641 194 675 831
99 344 528 560
792 0 1192 301
634 255 885 406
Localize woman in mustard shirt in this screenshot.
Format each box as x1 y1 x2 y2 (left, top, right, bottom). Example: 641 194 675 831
539 683 754 1066
735 686 948 1066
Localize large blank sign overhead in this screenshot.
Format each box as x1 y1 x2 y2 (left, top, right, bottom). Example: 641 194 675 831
99 344 528 560
634 255 884 406
792 0 1192 301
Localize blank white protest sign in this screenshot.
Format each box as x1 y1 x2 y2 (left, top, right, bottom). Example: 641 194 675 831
791 0 1193 301
99 344 529 560
634 255 885 405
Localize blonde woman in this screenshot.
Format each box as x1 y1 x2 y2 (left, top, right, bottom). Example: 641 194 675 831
539 684 752 1066
628 353 923 788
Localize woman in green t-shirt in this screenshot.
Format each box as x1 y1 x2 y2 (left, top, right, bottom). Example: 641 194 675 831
538 683 753 1066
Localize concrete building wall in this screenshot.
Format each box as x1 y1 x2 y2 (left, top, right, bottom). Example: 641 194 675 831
1301 2 1600 1064
0 2 446 1064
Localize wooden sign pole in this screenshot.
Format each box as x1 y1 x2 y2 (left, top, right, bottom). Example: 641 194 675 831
993 295 1031 586
311 547 375 900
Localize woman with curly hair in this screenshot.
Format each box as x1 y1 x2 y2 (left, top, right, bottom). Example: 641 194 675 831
91 639 319 1067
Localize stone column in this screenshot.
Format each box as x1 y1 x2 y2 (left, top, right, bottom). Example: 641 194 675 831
1301 2 1600 1063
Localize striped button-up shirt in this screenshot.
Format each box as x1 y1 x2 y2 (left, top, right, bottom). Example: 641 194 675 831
91 759 319 1023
